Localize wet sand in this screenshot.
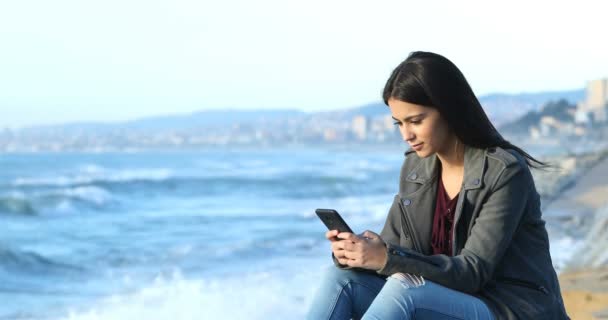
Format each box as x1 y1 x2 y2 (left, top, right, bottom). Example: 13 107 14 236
560 268 608 319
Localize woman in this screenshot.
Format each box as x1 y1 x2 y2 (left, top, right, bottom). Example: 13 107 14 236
307 51 569 319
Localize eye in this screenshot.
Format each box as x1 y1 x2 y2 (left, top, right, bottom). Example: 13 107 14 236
410 120 422 125
393 121 402 126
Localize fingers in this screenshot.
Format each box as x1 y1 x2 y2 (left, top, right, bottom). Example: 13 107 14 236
337 254 360 267
325 230 339 241
332 245 349 264
361 230 379 239
332 242 361 267
332 241 360 266
336 232 361 243
326 230 368 269
332 239 356 252
326 230 379 242
342 249 358 260
335 250 357 265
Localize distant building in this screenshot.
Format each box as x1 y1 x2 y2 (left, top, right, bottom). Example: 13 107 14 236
577 78 608 124
351 115 368 140
323 128 337 141
383 115 395 131
529 126 541 140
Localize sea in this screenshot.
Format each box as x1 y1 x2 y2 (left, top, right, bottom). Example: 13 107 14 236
0 144 586 319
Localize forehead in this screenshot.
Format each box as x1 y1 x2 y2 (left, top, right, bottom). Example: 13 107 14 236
387 98 434 118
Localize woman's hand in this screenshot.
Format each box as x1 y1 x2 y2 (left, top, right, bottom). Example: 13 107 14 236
327 230 388 271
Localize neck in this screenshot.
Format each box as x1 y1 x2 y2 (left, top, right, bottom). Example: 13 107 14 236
436 139 465 173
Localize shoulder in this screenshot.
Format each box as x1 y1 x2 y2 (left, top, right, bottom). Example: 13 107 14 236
404 145 527 169
485 146 523 167
485 147 528 169
485 146 533 188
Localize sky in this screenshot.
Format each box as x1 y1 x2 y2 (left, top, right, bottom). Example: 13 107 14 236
1 0 607 128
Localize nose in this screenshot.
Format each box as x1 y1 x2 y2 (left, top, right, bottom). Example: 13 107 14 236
399 125 415 143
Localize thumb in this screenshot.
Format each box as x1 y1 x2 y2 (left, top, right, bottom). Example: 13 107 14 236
362 230 379 239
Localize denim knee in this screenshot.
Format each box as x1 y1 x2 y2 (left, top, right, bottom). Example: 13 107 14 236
319 267 387 290
308 267 387 320
322 267 372 285
388 272 426 289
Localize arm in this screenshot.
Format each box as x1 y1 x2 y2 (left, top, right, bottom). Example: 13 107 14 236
376 163 531 293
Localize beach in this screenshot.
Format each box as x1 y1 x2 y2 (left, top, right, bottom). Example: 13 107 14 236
544 149 608 319
560 268 608 320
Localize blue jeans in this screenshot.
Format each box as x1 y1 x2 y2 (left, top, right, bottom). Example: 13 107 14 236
307 267 495 320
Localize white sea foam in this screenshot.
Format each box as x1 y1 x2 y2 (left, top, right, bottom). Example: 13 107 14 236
550 236 584 274
80 164 105 174
59 266 323 320
12 168 173 187
55 199 77 214
297 195 388 217
54 186 112 205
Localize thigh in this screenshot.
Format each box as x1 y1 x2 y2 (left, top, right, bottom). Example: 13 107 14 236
362 273 495 320
307 267 388 320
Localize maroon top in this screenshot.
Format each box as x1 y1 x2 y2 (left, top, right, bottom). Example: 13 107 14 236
431 171 459 256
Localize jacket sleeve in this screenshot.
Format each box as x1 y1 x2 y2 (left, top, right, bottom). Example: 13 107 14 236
376 161 532 293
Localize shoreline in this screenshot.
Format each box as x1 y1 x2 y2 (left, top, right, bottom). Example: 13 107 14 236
543 147 608 319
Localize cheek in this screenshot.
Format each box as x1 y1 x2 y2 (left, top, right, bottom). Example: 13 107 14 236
428 124 452 148
418 125 436 143
421 121 448 147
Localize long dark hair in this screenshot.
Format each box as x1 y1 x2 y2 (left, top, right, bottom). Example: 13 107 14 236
383 51 548 168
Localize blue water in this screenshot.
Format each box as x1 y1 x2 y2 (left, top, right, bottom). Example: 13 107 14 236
0 146 578 319
0 146 409 319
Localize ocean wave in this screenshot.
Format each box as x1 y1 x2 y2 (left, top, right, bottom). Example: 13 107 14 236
0 186 113 216
57 268 319 320
297 194 393 219
49 186 112 206
0 193 37 215
0 245 84 275
11 168 173 188
9 168 375 191
563 204 608 271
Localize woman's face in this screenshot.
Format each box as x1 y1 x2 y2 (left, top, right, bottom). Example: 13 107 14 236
387 98 454 158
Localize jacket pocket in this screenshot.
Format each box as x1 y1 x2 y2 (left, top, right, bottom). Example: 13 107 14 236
395 195 422 252
384 195 416 250
497 276 549 295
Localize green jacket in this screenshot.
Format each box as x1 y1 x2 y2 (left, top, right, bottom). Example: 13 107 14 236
334 145 569 319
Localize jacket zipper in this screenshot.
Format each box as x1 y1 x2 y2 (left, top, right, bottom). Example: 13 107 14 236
398 199 422 253
498 277 549 295
393 196 441 267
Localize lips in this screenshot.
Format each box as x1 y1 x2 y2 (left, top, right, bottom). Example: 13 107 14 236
411 143 423 150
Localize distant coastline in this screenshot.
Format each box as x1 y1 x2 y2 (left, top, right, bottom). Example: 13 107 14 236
0 89 586 153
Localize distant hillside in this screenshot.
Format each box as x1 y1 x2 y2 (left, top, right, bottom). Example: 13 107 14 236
16 89 585 134
349 102 389 117
124 109 304 130
500 99 577 135
330 90 585 125
20 109 305 134
479 89 584 126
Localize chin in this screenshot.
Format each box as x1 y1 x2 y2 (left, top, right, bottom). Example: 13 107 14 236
414 149 435 158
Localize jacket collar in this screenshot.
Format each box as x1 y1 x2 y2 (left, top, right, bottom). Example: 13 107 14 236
404 145 486 190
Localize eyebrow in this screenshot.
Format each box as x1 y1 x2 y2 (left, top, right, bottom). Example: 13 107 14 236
391 113 426 122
